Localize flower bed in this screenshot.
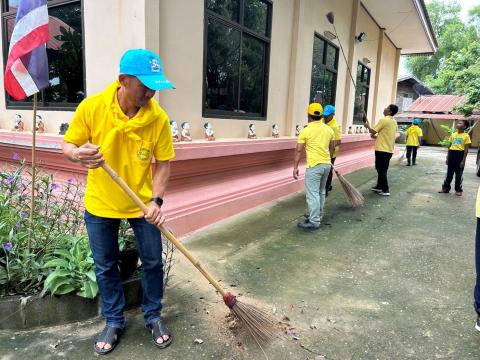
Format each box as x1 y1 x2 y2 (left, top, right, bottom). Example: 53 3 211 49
0 155 175 329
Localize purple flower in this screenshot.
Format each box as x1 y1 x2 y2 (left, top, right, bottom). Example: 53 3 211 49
12 152 20 161
20 211 27 219
51 183 59 191
4 242 12 252
67 177 74 184
5 176 14 184
15 221 20 228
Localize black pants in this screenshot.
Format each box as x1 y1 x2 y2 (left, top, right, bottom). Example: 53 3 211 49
406 146 418 164
325 157 336 195
375 151 393 192
442 150 464 192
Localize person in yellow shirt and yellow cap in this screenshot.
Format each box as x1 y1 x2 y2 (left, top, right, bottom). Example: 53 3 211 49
438 119 471 196
293 103 335 230
405 118 423 166
322 105 341 196
62 49 175 354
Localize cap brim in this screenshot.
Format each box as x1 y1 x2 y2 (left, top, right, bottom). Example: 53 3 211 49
323 111 334 116
137 74 176 91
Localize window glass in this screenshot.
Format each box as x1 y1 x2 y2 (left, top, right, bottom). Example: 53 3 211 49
205 18 241 112
239 34 264 114
353 63 370 124
206 0 239 22
244 0 268 36
204 0 271 118
309 35 338 106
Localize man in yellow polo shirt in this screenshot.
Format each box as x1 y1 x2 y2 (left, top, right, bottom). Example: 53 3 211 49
62 49 174 354
322 105 341 196
363 104 398 196
293 103 335 230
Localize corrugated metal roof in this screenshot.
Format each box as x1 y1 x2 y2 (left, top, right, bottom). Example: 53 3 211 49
396 113 480 121
406 95 466 112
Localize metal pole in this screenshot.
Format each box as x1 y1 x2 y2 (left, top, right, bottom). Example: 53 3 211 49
28 93 38 250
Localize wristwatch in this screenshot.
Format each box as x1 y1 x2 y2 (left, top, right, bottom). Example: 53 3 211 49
150 197 163 207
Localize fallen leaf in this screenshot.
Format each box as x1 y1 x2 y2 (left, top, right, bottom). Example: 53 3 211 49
194 338 204 344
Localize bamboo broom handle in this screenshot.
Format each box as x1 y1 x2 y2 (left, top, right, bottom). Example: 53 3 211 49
101 163 227 297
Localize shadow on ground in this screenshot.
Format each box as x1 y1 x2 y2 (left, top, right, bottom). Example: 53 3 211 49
1 147 478 359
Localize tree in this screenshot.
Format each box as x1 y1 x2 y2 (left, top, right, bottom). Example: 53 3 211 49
405 0 477 85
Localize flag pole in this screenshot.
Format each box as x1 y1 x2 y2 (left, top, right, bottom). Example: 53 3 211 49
28 93 38 251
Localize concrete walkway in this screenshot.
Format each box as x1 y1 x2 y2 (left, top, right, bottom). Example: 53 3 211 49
1 146 479 360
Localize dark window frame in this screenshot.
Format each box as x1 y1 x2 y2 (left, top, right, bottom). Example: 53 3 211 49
1 0 86 111
309 32 339 106
202 0 272 120
353 61 371 125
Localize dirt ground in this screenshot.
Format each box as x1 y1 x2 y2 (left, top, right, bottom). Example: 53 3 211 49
0 146 479 360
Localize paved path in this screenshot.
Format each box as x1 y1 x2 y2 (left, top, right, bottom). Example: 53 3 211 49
1 146 479 359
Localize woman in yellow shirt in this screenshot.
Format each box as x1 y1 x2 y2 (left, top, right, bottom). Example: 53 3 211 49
438 119 471 196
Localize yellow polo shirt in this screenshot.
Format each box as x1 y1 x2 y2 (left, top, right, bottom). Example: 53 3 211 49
326 117 341 158
64 81 175 218
298 121 334 168
405 125 423 147
449 132 471 151
373 115 397 153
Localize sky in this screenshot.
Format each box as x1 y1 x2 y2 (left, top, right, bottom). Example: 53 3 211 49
399 0 478 76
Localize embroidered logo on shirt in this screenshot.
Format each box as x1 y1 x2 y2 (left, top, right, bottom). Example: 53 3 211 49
137 148 151 161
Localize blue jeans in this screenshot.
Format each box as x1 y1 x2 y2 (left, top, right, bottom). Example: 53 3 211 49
305 163 331 226
84 210 164 329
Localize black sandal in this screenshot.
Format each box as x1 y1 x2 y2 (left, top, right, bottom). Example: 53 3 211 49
94 326 122 355
147 320 173 349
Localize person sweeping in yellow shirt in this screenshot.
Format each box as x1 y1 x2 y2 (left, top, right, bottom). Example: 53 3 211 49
293 103 335 230
438 119 471 196
405 118 423 166
62 49 175 354
323 105 341 196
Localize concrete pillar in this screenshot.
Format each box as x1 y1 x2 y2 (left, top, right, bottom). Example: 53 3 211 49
391 48 402 103
371 28 385 125
285 0 301 136
341 0 360 134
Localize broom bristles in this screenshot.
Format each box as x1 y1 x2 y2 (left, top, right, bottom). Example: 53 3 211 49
230 300 279 345
397 148 406 163
334 170 364 208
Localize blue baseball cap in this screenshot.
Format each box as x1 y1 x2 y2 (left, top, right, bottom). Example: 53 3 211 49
413 118 421 125
323 105 335 116
119 49 175 91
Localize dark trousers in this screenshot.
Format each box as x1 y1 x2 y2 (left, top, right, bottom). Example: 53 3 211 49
442 150 464 193
474 218 480 314
84 210 164 329
375 151 393 192
325 157 336 196
406 146 418 164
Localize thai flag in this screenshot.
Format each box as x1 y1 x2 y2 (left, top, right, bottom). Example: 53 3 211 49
4 0 49 100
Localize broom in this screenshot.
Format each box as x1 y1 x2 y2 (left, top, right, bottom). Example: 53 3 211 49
332 166 364 208
101 163 278 345
397 147 406 164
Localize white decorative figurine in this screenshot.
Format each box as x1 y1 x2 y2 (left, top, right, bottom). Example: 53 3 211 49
35 115 45 133
295 125 301 136
204 122 215 141
12 114 24 132
170 120 180 142
271 124 279 138
181 122 192 142
248 124 257 139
